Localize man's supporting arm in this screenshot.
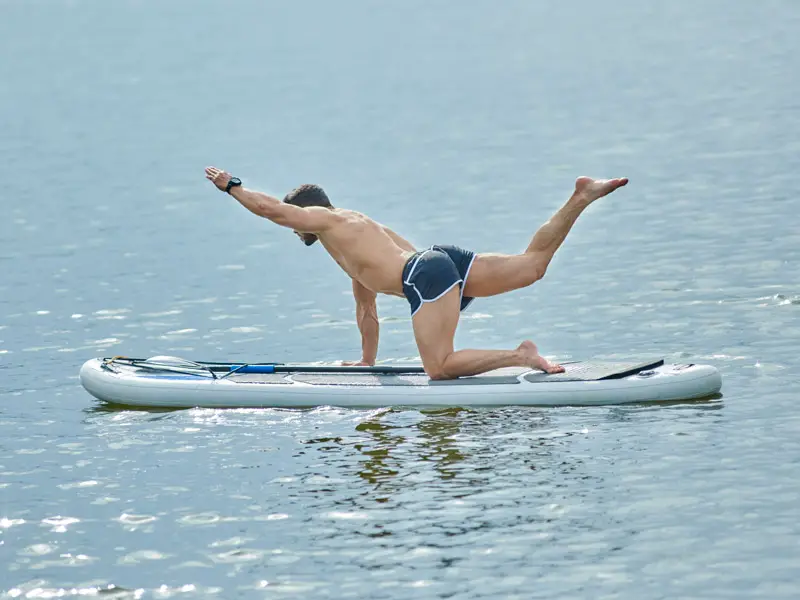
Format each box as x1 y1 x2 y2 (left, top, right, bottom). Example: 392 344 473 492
353 279 379 366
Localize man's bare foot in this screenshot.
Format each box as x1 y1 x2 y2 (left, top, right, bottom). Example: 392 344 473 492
517 340 565 374
574 176 628 204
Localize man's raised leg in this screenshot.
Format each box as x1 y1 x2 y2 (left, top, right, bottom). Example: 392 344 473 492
523 176 628 260
412 286 564 379
464 176 628 298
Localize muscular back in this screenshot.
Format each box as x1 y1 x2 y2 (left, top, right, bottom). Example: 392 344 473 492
318 209 416 296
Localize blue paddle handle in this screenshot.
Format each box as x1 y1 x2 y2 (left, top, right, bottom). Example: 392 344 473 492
232 365 276 374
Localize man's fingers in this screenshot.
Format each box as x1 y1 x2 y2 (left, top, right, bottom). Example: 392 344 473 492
205 166 229 189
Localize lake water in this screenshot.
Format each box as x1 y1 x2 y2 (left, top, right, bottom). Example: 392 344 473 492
1 0 799 598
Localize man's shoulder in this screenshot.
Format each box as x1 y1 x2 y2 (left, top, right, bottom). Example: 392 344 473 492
332 207 363 217
330 208 381 226
305 206 350 224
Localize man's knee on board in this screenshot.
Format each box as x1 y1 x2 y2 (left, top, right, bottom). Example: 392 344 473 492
422 357 452 381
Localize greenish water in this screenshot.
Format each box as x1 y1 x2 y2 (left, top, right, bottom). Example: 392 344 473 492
1 0 799 597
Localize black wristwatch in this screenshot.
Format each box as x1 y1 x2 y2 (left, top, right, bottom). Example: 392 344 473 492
225 177 242 194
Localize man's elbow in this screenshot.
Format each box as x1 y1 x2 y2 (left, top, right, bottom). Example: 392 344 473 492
261 208 305 231
257 201 283 221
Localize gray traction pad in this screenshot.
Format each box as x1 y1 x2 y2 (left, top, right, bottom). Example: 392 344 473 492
222 361 663 386
289 373 521 386
523 360 663 383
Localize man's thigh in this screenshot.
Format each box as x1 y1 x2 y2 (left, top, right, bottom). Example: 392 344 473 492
463 253 542 298
411 286 461 371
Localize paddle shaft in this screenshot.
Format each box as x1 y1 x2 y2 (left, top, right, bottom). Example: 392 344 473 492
109 358 428 376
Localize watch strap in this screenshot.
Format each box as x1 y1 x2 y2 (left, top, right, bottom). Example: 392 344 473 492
225 177 242 193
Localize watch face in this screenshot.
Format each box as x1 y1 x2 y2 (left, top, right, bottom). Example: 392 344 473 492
225 177 241 193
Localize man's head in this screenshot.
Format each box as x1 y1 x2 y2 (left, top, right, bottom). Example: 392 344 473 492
284 184 333 246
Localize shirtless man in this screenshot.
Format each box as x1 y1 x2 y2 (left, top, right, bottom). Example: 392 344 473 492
205 166 628 379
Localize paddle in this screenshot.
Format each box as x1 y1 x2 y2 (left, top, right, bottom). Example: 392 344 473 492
104 356 427 378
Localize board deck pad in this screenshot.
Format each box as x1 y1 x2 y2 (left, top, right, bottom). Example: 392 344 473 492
123 359 663 386
289 373 522 386
221 361 664 386
523 359 664 383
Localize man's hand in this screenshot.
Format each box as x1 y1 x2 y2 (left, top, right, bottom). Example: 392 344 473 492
341 360 374 367
205 166 233 192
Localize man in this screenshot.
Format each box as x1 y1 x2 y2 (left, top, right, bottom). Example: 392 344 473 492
205 166 628 379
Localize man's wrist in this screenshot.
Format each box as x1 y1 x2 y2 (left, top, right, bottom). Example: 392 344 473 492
225 177 242 194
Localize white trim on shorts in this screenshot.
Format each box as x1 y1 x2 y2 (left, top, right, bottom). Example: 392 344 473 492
403 248 433 286
409 279 463 317
459 252 477 310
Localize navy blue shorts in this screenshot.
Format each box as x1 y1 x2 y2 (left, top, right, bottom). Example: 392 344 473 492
402 245 476 316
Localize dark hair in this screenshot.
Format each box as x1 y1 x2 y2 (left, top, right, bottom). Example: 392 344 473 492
283 184 333 208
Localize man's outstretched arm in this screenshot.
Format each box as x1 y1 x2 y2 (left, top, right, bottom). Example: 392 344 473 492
206 166 334 233
352 279 379 366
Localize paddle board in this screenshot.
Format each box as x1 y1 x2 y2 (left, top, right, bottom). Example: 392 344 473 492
79 356 722 408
